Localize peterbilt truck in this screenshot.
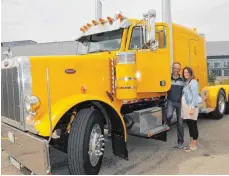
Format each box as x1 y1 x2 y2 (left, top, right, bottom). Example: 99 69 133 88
1 6 229 176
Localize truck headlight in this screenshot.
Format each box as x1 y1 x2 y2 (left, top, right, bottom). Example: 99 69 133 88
24 96 40 113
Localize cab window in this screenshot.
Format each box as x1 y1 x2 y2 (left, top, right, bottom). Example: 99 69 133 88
129 26 144 49
155 26 167 48
129 26 167 50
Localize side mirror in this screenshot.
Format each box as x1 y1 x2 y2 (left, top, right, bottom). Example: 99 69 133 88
150 40 159 51
143 9 158 51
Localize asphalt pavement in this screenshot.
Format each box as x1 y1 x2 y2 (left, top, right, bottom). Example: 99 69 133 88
1 115 229 175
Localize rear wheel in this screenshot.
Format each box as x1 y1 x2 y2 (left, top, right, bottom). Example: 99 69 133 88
226 93 229 114
210 90 226 119
68 108 105 175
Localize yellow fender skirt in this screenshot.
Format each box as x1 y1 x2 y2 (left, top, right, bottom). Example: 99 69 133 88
202 85 229 109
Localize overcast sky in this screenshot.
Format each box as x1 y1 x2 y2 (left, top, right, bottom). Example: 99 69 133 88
1 0 229 43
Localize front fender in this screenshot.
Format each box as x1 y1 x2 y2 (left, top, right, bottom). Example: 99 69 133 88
34 94 127 140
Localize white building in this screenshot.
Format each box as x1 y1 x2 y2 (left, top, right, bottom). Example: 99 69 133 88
206 41 229 79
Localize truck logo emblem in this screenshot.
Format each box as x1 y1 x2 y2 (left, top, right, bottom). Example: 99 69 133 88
65 69 76 74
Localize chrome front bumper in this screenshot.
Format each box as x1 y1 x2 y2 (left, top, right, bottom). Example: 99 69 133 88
1 122 51 175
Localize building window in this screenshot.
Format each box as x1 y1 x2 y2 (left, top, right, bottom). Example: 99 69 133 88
209 63 213 68
211 69 222 76
224 69 229 76
225 62 229 68
214 62 220 68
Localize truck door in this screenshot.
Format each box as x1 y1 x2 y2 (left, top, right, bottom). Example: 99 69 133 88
126 24 171 93
189 39 200 82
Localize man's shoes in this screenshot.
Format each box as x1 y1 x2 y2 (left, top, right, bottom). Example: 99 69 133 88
174 143 184 149
163 119 171 126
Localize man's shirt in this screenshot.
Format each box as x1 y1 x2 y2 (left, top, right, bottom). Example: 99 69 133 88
167 75 184 103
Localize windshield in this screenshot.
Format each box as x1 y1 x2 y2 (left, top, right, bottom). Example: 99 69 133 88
76 28 124 55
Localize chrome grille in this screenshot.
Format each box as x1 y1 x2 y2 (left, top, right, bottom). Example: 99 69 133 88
1 67 21 123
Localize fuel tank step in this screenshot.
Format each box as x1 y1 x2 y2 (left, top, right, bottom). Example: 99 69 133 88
128 125 170 138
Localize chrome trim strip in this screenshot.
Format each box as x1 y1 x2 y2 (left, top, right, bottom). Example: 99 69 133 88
116 77 137 81
116 52 136 64
18 57 32 128
116 86 136 89
1 116 24 129
46 68 53 143
17 60 25 129
123 100 137 104
5 69 10 119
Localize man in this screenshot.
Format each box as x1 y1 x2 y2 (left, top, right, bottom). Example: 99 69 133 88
166 62 184 149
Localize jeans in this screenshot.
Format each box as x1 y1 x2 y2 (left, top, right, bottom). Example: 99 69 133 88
167 100 184 144
186 119 198 140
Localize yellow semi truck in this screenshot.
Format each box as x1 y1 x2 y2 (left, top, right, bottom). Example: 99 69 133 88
2 7 229 176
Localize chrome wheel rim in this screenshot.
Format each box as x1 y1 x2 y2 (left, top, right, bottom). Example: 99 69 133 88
88 124 105 167
218 94 225 114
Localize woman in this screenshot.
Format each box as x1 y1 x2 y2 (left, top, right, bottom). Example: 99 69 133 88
181 67 199 152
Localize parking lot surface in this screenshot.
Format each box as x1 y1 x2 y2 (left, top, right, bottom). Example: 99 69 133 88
1 115 229 175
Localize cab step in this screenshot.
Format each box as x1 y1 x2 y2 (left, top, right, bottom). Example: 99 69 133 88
128 125 170 138
199 107 214 114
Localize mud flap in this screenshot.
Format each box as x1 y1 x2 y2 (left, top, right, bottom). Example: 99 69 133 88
151 131 167 141
112 130 128 160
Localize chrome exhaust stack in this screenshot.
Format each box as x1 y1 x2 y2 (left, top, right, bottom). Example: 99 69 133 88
161 0 173 69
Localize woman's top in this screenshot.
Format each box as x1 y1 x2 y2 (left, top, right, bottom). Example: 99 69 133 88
182 79 199 108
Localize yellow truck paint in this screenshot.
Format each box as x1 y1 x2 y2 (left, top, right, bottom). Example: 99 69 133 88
27 21 228 139
30 54 126 138
33 93 126 139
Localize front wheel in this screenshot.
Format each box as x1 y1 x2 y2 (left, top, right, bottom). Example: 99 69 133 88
210 90 226 119
68 108 105 175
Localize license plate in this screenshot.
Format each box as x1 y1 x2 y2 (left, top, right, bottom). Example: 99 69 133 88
9 156 21 170
8 131 15 143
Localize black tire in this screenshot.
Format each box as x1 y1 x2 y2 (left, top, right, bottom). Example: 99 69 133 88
68 108 104 175
226 93 229 114
210 90 226 119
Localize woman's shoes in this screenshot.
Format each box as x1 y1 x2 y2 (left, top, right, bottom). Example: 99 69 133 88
184 145 197 152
